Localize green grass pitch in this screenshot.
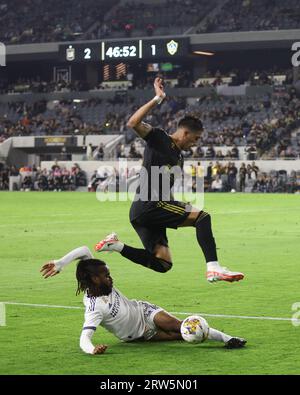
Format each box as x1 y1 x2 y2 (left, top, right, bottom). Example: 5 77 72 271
0 191 300 375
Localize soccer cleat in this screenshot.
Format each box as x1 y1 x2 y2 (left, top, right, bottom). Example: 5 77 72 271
225 337 247 349
206 267 244 283
94 233 119 253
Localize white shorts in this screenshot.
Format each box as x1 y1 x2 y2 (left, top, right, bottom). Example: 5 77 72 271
139 301 164 340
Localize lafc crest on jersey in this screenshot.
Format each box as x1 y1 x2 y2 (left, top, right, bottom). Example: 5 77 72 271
167 40 178 56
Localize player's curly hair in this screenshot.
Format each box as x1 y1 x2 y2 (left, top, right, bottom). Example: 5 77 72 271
76 258 106 296
178 115 203 133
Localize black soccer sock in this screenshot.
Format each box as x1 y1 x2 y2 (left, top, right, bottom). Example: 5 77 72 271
194 212 218 263
121 245 172 273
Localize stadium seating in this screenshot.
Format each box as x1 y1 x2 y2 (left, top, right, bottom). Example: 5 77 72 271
1 0 300 45
0 0 118 44
1 88 299 159
197 0 300 33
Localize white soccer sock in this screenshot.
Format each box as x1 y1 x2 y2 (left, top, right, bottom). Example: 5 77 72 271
111 241 124 253
208 327 232 343
207 261 221 271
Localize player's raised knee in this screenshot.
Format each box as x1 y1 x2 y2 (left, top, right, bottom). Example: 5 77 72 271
194 211 211 226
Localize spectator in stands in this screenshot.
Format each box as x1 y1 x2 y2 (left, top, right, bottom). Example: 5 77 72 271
21 175 33 191
239 163 247 192
128 142 142 159
231 144 239 159
212 161 222 178
196 162 204 179
0 165 9 190
246 145 257 160
205 144 216 159
206 161 213 184
10 165 20 177
37 170 48 191
93 143 105 160
252 175 267 193
227 162 238 191
246 164 256 180
216 150 224 160
88 170 100 192
193 145 204 158
251 162 259 178
146 23 155 36
116 143 126 159
72 164 87 187
124 23 133 37
211 175 223 192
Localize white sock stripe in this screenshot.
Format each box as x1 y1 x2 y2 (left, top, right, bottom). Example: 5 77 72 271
1 301 299 322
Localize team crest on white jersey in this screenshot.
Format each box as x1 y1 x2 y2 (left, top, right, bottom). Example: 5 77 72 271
167 40 178 56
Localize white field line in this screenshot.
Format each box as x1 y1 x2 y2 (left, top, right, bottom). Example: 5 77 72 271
2 301 299 323
0 207 296 222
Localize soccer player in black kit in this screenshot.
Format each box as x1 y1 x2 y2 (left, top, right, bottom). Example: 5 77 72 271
95 77 244 283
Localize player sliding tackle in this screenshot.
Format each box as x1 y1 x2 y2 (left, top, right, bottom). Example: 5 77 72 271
95 77 244 283
40 246 246 355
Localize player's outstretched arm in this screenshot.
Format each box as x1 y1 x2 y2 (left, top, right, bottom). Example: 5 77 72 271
80 328 108 355
127 77 166 139
40 246 93 278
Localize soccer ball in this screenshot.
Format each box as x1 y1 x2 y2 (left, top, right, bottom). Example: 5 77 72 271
180 315 209 343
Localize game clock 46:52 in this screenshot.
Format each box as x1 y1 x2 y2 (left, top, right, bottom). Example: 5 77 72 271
61 38 189 62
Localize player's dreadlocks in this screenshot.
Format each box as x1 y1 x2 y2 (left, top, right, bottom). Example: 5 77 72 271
76 259 106 297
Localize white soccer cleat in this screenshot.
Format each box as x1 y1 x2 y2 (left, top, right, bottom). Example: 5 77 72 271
206 266 244 283
94 232 119 253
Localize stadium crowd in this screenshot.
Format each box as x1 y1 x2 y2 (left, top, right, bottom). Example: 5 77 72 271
0 67 292 96
1 0 300 45
0 78 90 95
1 87 300 158
2 160 299 194
0 162 87 191
0 0 117 44
198 0 300 33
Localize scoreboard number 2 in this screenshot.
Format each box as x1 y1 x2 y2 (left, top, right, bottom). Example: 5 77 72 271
84 48 91 60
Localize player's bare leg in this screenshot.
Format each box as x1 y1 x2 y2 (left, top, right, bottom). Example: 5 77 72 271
179 209 244 283
152 311 246 347
153 244 172 263
150 311 182 340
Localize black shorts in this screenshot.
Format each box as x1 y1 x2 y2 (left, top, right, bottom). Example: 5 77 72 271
130 200 191 253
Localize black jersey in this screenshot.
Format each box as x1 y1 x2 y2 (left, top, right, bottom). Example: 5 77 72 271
130 127 184 220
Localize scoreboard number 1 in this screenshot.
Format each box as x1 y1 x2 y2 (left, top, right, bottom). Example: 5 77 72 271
151 44 156 56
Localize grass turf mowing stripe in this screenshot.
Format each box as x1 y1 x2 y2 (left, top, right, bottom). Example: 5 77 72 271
2 301 299 323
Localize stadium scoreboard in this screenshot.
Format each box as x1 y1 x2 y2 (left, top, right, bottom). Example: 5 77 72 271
59 38 189 62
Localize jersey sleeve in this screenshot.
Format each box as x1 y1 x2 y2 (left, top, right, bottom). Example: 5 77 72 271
54 246 93 272
82 298 103 331
143 128 171 151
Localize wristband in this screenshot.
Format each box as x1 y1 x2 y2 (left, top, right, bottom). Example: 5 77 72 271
153 93 166 104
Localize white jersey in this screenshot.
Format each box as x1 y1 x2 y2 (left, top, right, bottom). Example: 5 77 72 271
83 287 159 341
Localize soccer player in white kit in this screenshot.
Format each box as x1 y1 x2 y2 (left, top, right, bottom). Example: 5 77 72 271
40 246 246 355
